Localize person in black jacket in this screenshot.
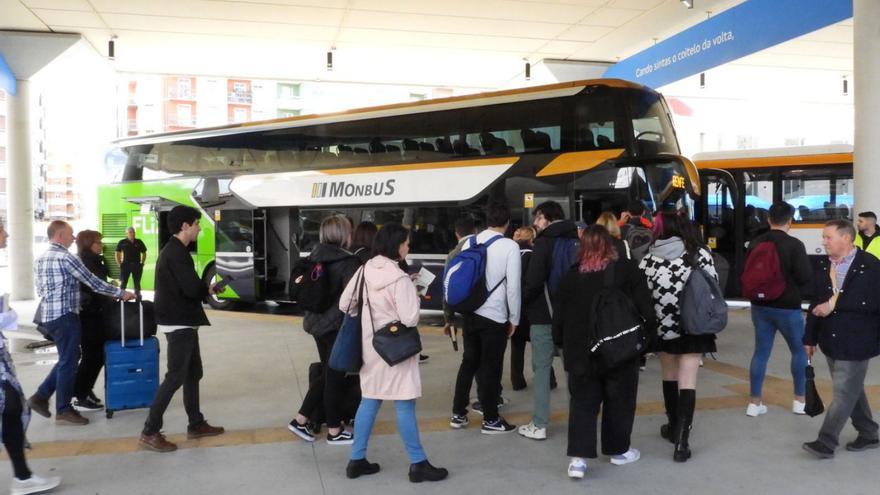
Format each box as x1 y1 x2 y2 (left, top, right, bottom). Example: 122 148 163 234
519 201 578 440
510 227 534 390
288 215 361 445
72 230 111 412
553 225 656 478
802 219 880 459
744 202 812 417
139 205 225 453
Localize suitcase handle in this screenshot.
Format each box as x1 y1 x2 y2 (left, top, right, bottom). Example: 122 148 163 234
119 299 145 347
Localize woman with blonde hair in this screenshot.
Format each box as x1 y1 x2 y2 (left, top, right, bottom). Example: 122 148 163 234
289 214 362 445
595 212 621 239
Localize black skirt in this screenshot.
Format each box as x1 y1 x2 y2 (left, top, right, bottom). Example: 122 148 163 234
658 334 716 355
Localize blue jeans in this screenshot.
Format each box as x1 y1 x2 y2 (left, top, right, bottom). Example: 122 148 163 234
749 306 807 398
351 399 426 464
530 324 554 427
36 313 82 413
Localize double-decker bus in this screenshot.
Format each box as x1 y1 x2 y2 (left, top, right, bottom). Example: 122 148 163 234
98 79 699 310
694 144 853 296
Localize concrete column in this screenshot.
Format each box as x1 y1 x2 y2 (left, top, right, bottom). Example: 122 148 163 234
7 79 34 300
853 0 880 216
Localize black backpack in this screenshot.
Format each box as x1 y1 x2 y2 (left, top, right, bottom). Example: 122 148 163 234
290 259 336 312
588 266 646 371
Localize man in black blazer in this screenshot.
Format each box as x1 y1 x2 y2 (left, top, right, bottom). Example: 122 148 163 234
802 219 880 458
139 205 225 453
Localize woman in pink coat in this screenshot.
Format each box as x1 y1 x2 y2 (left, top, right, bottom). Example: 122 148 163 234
339 223 448 483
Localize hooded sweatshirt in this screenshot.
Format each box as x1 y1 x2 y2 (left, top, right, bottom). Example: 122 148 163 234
339 255 421 400
639 237 717 339
523 219 580 324
302 243 360 337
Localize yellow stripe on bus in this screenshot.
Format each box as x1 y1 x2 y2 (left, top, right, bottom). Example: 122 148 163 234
536 149 625 177
695 152 853 170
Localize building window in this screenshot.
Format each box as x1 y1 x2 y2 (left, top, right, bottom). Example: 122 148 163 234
177 78 192 99
233 82 248 93
177 104 193 126
277 83 301 99
233 107 248 123
277 109 301 118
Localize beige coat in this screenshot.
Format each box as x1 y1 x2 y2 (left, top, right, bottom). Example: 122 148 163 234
339 255 421 400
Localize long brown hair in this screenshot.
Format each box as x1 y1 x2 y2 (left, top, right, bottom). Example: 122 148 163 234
76 230 103 256
578 225 619 273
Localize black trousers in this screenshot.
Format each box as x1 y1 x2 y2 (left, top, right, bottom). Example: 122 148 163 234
74 309 105 401
120 263 144 293
452 314 508 421
2 381 30 480
298 330 346 428
567 360 640 458
143 328 204 435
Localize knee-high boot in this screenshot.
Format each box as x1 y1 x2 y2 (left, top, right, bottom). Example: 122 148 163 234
674 389 696 462
661 380 678 443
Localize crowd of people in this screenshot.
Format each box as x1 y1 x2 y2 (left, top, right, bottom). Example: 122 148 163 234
1 198 879 492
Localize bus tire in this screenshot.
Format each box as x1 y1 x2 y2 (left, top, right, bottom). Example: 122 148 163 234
203 264 236 311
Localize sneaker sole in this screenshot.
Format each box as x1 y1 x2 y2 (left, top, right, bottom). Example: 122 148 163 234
568 470 585 479
55 420 89 426
481 428 516 435
187 431 225 440
610 455 640 466
73 405 104 412
327 439 354 446
449 422 468 429
287 424 316 442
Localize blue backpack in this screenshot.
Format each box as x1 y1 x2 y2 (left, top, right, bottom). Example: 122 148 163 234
443 235 506 313
547 237 580 294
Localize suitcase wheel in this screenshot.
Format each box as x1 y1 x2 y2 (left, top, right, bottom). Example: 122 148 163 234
106 410 114 419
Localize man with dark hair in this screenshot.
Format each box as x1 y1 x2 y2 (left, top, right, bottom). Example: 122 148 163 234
519 200 578 441
443 217 478 333
115 227 147 297
855 211 880 260
743 201 812 417
139 205 225 452
450 203 521 435
803 219 880 458
30 221 135 426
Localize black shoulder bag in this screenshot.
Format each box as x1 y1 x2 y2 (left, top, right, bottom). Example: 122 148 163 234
363 276 422 366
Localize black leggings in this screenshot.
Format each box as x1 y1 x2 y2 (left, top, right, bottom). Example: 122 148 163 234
2 381 31 480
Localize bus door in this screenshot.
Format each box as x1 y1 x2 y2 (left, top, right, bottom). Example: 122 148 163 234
214 209 267 303
573 167 644 224
697 169 740 296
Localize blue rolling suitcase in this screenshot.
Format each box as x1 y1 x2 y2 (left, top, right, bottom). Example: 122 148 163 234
104 300 159 419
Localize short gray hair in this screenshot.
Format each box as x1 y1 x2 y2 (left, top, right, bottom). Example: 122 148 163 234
319 215 352 248
825 219 856 241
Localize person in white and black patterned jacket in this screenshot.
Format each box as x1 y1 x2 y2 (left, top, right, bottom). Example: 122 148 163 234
639 212 717 464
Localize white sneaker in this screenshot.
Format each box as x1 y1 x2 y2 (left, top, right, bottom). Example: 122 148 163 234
517 422 547 440
567 458 587 479
793 400 806 415
11 474 62 495
610 448 641 466
746 402 768 417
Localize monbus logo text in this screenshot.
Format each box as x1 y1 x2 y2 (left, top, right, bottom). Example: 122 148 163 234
311 179 397 199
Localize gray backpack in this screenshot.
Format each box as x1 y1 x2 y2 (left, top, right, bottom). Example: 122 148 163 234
680 253 727 335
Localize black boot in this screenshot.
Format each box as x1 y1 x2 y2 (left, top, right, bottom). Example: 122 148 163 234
409 460 449 483
674 389 696 463
660 380 678 443
346 459 380 479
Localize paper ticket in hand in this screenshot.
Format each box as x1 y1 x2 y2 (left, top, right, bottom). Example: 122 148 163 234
413 267 436 297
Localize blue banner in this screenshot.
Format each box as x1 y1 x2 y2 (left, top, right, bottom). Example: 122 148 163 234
0 54 15 96
603 0 852 89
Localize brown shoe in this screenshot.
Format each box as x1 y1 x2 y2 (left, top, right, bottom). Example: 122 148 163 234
28 395 51 418
187 421 225 439
55 409 89 425
139 432 178 453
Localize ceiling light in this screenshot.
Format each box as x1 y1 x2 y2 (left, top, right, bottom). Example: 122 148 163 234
699 72 705 88
108 36 117 60
681 0 694 8
326 50 333 71
843 76 848 96
525 62 531 81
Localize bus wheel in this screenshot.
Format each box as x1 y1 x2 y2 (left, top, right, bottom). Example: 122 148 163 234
203 265 236 311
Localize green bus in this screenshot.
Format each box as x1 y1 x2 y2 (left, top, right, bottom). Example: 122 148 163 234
98 78 700 311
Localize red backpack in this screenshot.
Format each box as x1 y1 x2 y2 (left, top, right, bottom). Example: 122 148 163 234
740 241 786 301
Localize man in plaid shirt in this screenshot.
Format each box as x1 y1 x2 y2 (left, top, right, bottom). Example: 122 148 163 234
29 221 135 425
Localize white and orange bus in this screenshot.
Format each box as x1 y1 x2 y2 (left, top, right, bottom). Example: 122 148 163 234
694 144 853 296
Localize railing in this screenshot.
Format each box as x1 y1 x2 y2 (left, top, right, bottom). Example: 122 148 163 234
166 118 197 128
166 88 196 100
